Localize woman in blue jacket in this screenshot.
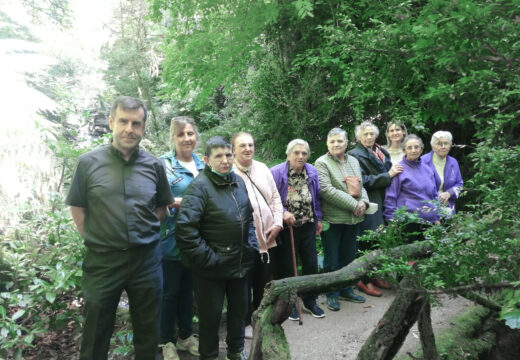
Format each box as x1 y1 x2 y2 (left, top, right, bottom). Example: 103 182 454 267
159 116 204 360
421 131 463 214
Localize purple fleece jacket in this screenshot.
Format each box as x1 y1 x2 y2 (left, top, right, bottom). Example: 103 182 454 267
384 157 440 223
421 151 463 213
270 161 323 221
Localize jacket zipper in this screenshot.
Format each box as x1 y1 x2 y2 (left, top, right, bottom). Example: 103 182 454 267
229 183 244 277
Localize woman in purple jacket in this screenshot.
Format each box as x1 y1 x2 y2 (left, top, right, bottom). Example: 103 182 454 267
384 135 441 225
270 139 325 320
421 131 463 214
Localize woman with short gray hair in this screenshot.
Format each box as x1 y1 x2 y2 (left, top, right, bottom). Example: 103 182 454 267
421 130 463 213
270 139 325 320
384 134 440 224
315 128 370 311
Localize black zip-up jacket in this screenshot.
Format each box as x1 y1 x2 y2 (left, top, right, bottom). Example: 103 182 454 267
349 144 392 231
175 165 258 279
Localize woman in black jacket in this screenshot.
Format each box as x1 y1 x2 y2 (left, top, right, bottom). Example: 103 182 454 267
176 136 257 360
349 121 402 296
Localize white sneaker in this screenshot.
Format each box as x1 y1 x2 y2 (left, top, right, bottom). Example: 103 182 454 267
160 342 179 360
245 325 253 339
176 334 200 356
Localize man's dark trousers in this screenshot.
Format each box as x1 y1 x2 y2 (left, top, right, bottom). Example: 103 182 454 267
80 242 163 360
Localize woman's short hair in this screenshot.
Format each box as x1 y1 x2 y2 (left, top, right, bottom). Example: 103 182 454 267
355 121 379 141
385 121 408 147
431 131 453 146
402 134 424 149
286 139 310 157
169 116 199 151
327 127 348 142
231 132 255 149
204 136 231 157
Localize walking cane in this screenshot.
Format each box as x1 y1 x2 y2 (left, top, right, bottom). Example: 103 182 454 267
289 225 303 325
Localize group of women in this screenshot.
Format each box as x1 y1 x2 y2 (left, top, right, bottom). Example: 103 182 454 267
157 116 463 359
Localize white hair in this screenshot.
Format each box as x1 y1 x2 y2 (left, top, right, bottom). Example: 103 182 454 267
431 131 453 146
355 121 379 141
327 128 348 142
402 134 424 149
286 139 310 156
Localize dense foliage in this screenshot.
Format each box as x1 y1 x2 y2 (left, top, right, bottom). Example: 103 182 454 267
1 0 519 357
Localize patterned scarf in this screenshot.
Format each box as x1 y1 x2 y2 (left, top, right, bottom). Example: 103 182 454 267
368 144 386 164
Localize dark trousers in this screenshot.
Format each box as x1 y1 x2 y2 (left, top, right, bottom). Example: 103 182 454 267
245 249 273 326
160 259 194 343
80 243 163 360
275 222 318 308
321 223 360 298
193 275 248 359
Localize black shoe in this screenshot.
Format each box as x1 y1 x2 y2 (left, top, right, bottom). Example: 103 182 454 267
326 297 340 311
288 308 300 321
339 287 366 303
304 304 325 318
226 350 248 360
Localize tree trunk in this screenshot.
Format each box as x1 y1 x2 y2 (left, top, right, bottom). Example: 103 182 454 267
418 300 439 360
356 277 427 360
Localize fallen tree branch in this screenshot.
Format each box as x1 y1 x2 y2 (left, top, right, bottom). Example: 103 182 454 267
250 241 433 360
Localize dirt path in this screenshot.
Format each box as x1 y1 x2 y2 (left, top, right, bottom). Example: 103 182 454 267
176 289 474 359
281 291 474 360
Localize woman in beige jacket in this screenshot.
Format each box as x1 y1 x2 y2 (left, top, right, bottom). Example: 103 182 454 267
232 132 283 338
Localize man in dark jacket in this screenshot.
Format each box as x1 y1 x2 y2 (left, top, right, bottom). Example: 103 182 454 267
175 136 257 360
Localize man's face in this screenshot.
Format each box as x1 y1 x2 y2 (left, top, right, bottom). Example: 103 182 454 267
109 106 146 157
205 147 233 174
233 134 255 166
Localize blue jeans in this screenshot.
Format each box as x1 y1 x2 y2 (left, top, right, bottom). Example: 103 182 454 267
160 260 194 343
321 223 360 299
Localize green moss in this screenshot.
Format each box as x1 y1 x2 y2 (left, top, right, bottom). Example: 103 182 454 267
396 306 495 360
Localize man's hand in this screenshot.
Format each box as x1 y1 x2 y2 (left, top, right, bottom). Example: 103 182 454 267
353 201 366 217
167 197 183 209
438 191 451 205
155 206 168 222
315 221 323 235
283 211 296 227
266 225 282 244
70 206 86 238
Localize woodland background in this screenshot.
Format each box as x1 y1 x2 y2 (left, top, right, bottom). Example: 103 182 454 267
0 0 518 359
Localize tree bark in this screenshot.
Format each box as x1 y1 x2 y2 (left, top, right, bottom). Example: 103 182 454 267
356 277 427 360
418 300 439 360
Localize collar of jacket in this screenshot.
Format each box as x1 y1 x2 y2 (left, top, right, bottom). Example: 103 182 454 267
402 156 422 167
110 144 140 163
203 165 239 186
168 151 205 170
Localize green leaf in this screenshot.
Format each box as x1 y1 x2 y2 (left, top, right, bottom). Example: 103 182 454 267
45 292 56 304
11 309 25 321
501 310 520 329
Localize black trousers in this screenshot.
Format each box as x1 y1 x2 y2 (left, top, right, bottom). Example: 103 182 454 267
192 274 248 359
245 249 274 326
80 243 162 360
274 222 318 308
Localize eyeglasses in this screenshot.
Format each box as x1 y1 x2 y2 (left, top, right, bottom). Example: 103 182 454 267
435 142 451 148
